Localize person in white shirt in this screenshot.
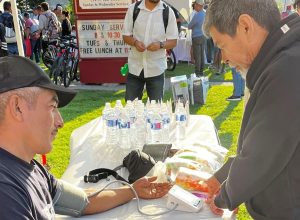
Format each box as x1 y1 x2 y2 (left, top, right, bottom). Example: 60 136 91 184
123 0 178 101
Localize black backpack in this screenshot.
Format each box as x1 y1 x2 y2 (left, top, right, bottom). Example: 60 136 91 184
133 0 169 33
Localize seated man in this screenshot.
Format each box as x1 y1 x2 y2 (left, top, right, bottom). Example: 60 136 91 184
0 56 171 219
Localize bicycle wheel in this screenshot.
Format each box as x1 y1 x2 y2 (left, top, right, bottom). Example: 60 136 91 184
72 59 80 81
63 56 73 87
53 57 64 86
42 49 55 69
167 49 176 71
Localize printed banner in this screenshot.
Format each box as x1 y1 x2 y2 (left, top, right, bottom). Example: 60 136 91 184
79 0 132 9
77 19 130 58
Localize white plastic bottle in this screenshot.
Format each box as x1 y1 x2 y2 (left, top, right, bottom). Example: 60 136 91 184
118 109 131 149
161 103 171 143
150 108 163 143
102 102 111 129
175 101 187 140
105 108 118 146
125 101 136 149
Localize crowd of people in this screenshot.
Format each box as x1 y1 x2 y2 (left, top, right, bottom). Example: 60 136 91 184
0 1 72 60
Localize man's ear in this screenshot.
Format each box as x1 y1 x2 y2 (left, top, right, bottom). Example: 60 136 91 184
7 95 26 122
236 14 255 42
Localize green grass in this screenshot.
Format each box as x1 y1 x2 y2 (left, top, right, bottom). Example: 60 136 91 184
166 62 233 82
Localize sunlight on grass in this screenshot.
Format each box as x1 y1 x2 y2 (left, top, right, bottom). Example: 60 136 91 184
114 89 125 95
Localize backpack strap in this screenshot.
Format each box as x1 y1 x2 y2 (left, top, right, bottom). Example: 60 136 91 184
132 1 169 33
132 0 142 29
83 168 128 183
162 3 169 33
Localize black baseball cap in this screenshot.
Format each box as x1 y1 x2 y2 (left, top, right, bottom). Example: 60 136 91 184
0 56 77 108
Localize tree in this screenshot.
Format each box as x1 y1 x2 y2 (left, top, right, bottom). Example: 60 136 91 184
16 0 44 11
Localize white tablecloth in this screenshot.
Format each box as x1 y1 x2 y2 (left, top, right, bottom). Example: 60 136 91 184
56 115 234 219
173 38 192 63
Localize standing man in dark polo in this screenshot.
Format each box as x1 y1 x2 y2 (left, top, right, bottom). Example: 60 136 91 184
203 0 300 219
188 0 206 76
123 0 178 101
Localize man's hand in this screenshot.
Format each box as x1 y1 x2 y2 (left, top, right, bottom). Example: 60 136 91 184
146 42 161 51
205 176 221 198
206 195 224 216
134 40 146 52
132 176 172 199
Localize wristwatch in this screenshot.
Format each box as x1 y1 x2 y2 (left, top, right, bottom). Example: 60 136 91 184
159 41 165 49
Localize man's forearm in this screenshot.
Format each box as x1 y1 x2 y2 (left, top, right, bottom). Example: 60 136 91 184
83 186 135 215
163 39 177 49
123 35 137 47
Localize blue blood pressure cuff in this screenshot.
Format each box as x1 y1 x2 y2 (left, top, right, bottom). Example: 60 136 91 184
53 179 89 217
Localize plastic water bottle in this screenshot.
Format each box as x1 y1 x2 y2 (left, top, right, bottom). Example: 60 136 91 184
102 102 111 129
175 102 187 140
134 111 146 149
161 103 171 143
118 109 131 149
125 101 136 149
150 108 163 143
105 108 118 146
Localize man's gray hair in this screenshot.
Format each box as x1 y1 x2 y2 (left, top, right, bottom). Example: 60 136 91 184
0 87 43 122
203 0 281 37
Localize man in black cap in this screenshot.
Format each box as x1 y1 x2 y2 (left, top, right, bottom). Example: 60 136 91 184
0 56 171 219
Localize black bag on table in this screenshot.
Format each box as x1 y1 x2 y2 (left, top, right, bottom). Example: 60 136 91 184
84 144 172 184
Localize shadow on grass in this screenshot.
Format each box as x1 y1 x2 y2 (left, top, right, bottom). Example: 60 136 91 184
213 101 240 129
219 133 233 149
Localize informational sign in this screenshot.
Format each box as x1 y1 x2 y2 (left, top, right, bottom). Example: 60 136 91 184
79 0 132 9
77 19 130 58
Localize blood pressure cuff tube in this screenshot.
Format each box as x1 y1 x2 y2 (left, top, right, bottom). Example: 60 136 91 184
53 179 89 217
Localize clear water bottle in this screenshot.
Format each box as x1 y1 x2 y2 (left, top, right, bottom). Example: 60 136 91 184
125 101 136 149
161 103 171 143
118 109 131 149
175 102 187 140
150 108 163 143
105 108 118 146
134 111 146 149
102 102 111 129
114 99 123 120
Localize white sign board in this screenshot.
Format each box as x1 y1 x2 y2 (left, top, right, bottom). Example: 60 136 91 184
77 19 130 58
79 0 132 9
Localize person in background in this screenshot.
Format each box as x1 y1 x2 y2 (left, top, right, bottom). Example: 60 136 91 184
54 4 63 23
32 6 40 20
203 0 300 218
0 56 172 219
226 68 245 101
123 0 178 102
293 0 300 14
38 2 60 52
0 1 18 55
188 0 206 76
189 1 196 64
0 22 8 57
24 12 40 63
61 10 71 37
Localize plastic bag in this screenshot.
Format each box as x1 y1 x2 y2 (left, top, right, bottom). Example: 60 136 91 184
25 39 32 57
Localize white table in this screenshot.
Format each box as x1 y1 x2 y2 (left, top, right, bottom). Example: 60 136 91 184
173 38 192 63
56 115 234 219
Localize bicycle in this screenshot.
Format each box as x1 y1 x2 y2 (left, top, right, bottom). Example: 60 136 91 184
166 48 176 71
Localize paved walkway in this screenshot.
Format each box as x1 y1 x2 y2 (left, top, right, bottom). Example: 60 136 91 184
69 79 232 91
